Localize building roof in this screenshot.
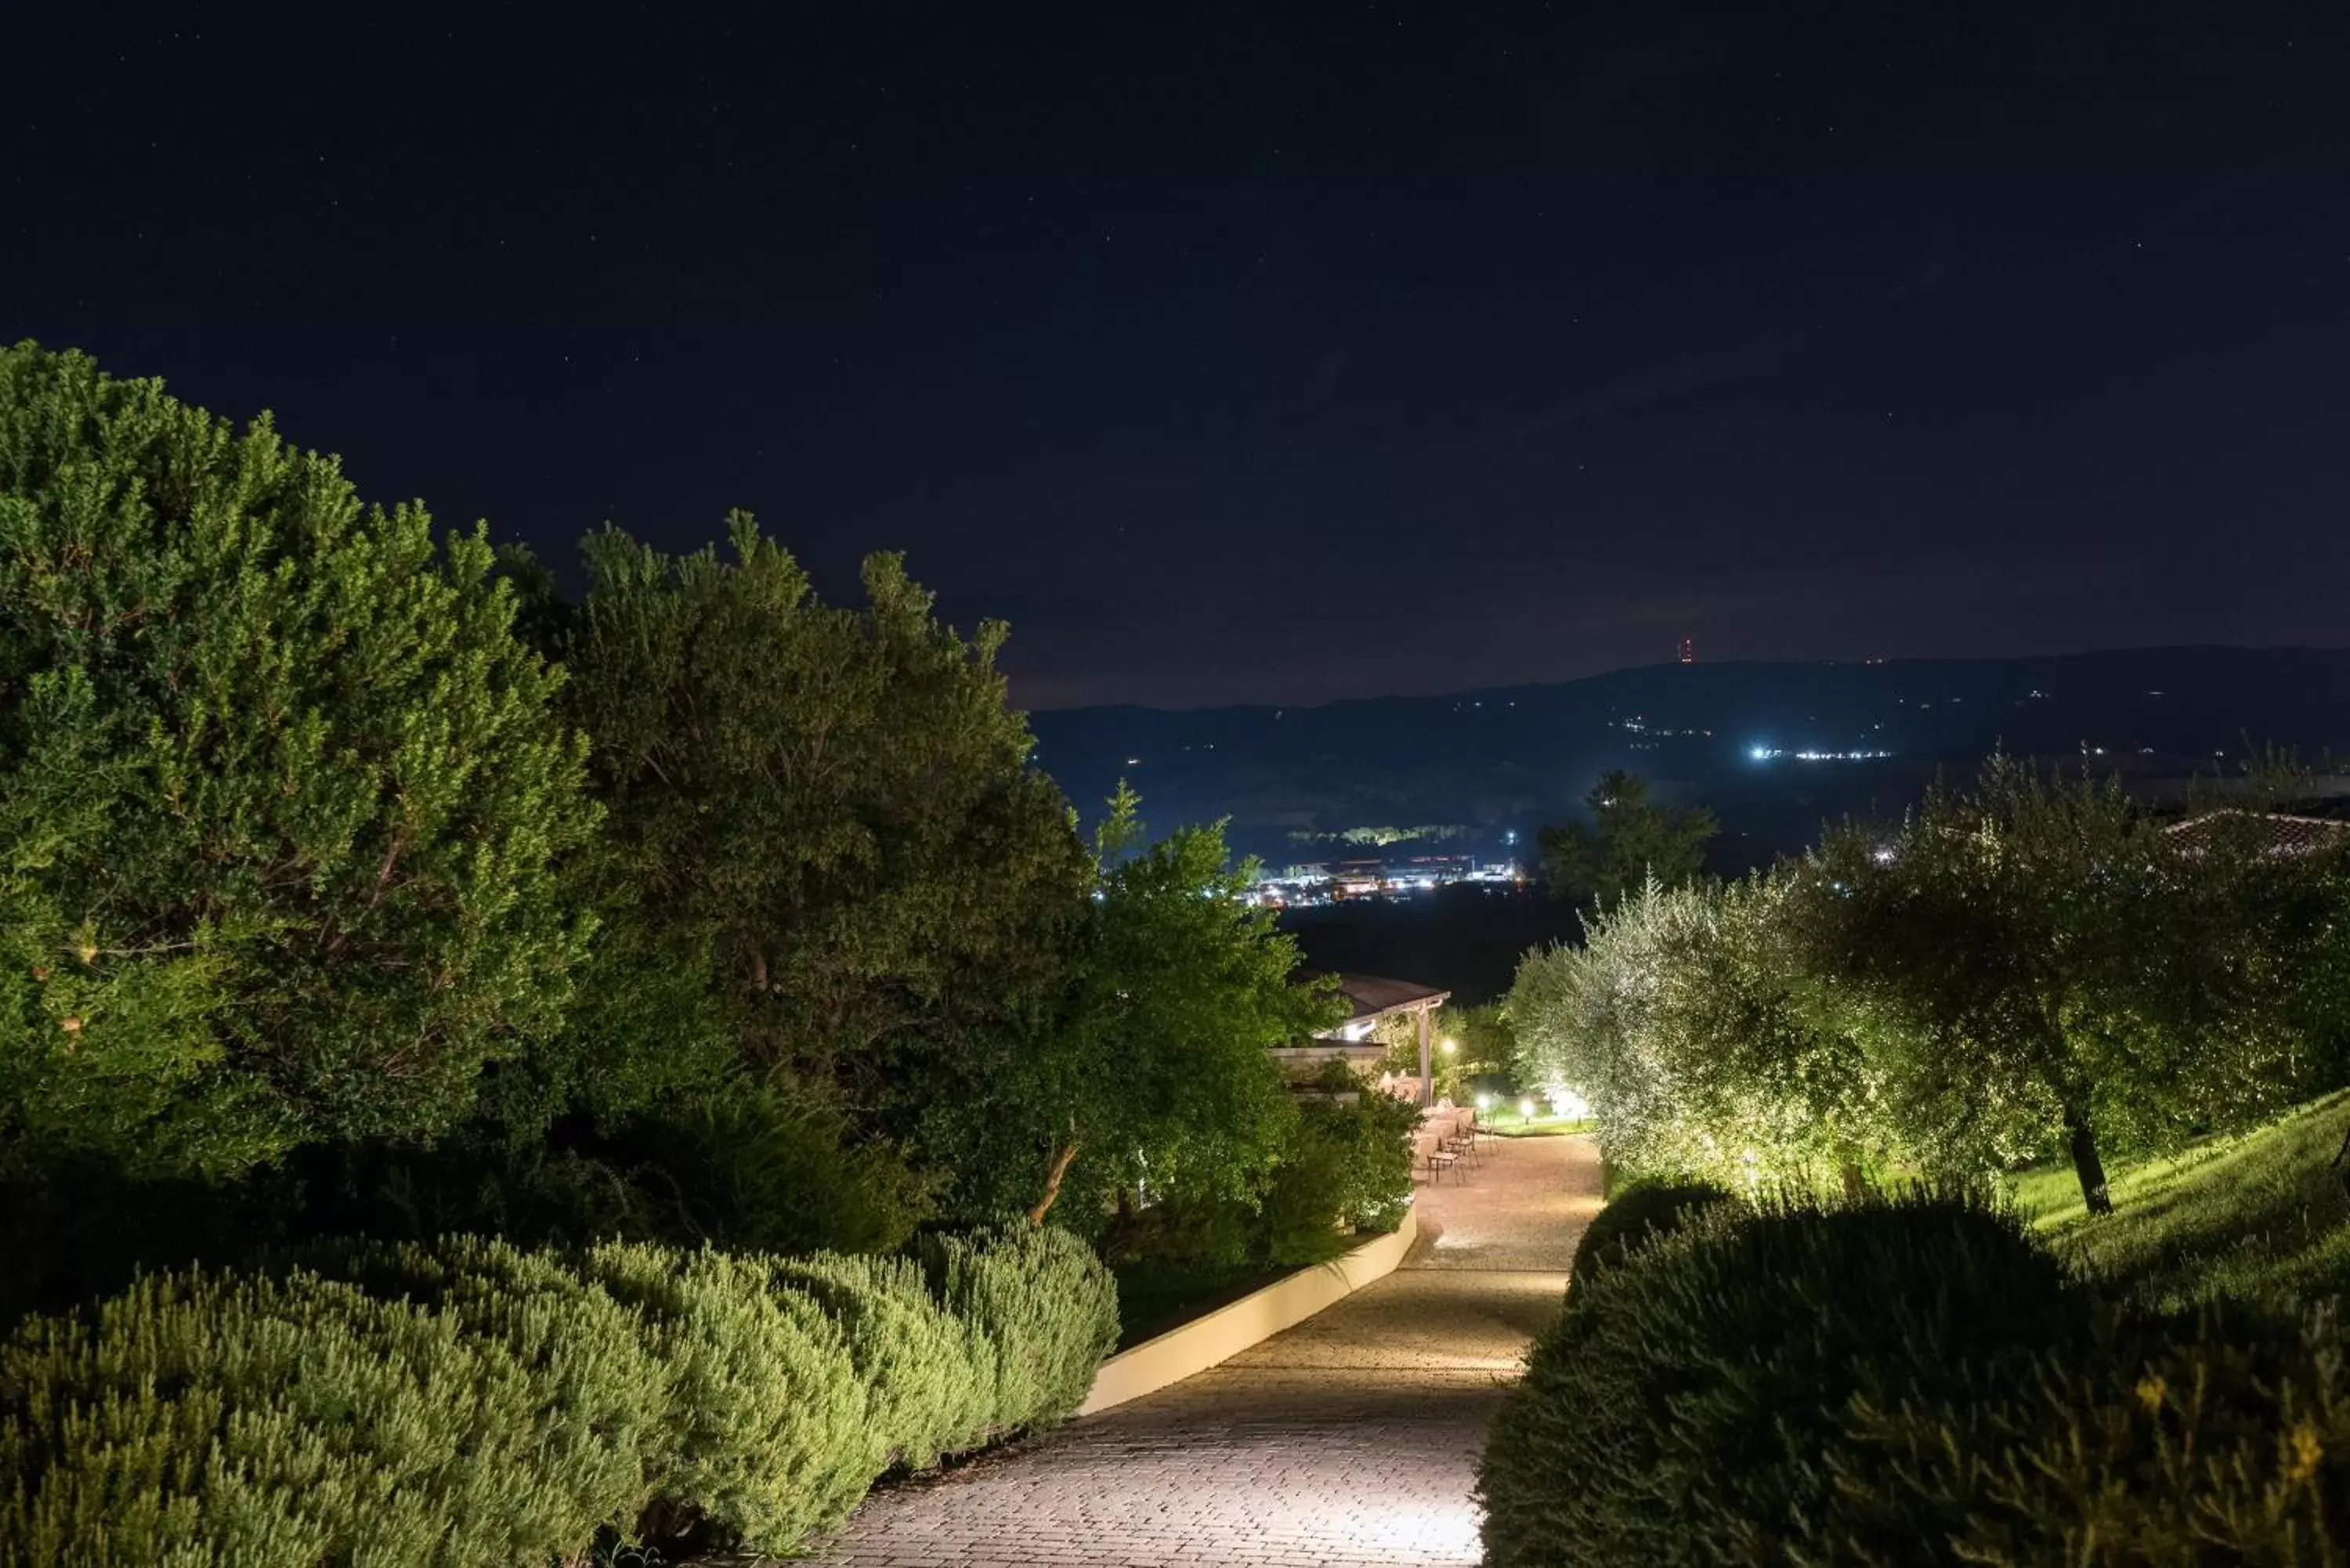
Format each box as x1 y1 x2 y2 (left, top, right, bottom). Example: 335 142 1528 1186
2163 809 2350 860
1301 971 1452 1022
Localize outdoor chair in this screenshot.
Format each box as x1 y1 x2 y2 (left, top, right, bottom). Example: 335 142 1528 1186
1415 1133 1459 1183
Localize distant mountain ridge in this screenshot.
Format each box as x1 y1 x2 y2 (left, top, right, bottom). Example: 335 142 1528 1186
1028 646 2350 869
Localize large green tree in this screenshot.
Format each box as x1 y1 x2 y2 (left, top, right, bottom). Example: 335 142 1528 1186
512 516 1094 1180
1537 769 1717 907
1514 878 1777 1184
1797 757 2330 1212
933 788 1341 1226
0 345 595 1179
1511 869 1906 1195
1511 878 1701 1175
1664 870 1904 1195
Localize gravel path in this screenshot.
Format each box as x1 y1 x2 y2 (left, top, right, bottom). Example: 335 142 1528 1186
805 1132 1602 1567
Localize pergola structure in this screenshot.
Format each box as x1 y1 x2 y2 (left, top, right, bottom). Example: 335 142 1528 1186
1269 972 1453 1105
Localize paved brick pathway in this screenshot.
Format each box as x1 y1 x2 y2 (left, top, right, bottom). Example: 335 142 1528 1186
804 1132 1602 1567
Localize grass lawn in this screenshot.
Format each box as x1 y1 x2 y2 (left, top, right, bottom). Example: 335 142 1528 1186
2008 1089 2350 1310
1483 1113 1598 1139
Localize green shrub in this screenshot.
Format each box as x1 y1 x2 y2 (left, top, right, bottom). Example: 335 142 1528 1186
577 1240 876 1548
1257 1093 1419 1266
922 1219 1121 1433
619 1082 931 1257
1565 1178 1734 1291
0 1267 627 1567
1103 1192 1259 1273
1478 1189 2088 1568
290 1234 674 1536
771 1252 1000 1470
0 1225 1121 1565
1849 1299 2350 1565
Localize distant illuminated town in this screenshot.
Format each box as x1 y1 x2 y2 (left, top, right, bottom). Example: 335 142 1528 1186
1744 744 1896 763
1248 854 1524 907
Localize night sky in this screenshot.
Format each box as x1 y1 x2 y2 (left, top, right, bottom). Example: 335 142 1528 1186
10 5 2349 709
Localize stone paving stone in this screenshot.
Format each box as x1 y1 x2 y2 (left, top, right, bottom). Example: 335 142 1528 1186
804 1133 1600 1568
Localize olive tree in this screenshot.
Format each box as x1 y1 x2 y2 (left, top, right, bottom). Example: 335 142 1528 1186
1799 756 2322 1213
1510 878 1717 1180
1661 870 1904 1195
1512 873 1898 1193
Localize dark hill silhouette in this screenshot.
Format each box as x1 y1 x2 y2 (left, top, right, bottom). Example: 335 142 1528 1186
1029 647 2350 870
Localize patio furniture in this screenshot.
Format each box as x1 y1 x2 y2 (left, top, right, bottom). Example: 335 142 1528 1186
1415 1131 1459 1183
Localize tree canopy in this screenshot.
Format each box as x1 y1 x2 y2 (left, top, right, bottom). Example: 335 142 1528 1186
0 344 595 1179
1798 757 2340 1211
1537 769 1717 909
487 515 1098 1241
924 786 1341 1225
1515 752 2350 1214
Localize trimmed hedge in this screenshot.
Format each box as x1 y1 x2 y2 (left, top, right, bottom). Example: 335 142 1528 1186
770 1251 1000 1472
1850 1298 2350 1564
1484 1188 2350 1566
921 1220 1123 1433
0 1222 1119 1566
1564 1178 1733 1290
1480 1189 2089 1567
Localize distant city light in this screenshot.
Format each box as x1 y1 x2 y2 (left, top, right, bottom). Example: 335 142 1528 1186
1246 852 1520 908
1748 743 1893 764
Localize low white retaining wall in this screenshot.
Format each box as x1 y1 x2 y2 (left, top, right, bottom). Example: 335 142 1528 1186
1076 1204 1420 1416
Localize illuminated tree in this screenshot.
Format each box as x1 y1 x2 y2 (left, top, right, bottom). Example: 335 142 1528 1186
1511 873 1898 1193
0 345 595 1179
1661 871 1904 1194
1798 756 2330 1212
1510 877 1712 1177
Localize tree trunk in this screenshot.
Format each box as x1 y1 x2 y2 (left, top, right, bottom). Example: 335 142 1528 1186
2066 1111 2113 1216
1838 1160 1867 1205
1027 1142 1079 1227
